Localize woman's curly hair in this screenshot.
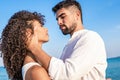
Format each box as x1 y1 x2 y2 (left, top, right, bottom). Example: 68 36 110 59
1 10 45 80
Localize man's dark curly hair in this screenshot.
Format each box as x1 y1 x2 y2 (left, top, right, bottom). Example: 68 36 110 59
52 0 83 23
1 10 45 80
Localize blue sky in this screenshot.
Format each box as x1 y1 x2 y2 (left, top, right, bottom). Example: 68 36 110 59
0 0 120 65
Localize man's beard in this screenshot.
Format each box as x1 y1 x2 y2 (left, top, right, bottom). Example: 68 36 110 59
61 23 77 35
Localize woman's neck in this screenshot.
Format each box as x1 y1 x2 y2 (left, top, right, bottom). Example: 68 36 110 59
23 53 37 65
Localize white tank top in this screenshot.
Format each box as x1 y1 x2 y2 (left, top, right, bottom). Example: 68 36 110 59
22 62 41 80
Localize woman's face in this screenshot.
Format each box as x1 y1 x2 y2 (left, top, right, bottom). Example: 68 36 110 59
32 20 49 43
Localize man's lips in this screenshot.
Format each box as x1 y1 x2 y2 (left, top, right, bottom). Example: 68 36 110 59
60 25 66 30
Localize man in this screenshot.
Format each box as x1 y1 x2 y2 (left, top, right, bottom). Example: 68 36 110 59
28 0 107 80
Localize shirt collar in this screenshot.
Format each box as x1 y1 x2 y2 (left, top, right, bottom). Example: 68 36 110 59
70 29 87 40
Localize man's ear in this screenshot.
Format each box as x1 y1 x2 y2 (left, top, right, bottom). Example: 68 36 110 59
76 11 80 20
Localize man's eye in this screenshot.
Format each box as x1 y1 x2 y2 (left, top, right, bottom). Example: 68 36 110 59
61 16 65 19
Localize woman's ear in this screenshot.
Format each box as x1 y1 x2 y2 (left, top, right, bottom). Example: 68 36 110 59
26 28 32 38
26 28 32 48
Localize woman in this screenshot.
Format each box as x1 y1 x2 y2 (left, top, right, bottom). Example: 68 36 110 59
1 10 50 80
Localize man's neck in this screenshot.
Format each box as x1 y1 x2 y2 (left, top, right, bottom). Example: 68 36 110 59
70 25 84 37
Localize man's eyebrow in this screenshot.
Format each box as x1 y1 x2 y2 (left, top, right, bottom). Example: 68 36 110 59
56 13 65 20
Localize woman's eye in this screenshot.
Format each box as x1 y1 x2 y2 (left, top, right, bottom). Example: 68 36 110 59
40 24 43 27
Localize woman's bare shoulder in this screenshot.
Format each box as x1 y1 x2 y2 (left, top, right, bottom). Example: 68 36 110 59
26 65 51 80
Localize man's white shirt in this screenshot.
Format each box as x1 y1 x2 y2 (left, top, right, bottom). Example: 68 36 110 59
48 29 107 80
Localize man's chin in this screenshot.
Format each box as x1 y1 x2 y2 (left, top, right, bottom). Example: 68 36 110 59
62 32 69 35
61 29 69 35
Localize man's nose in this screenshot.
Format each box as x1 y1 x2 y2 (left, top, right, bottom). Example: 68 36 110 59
57 18 62 25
